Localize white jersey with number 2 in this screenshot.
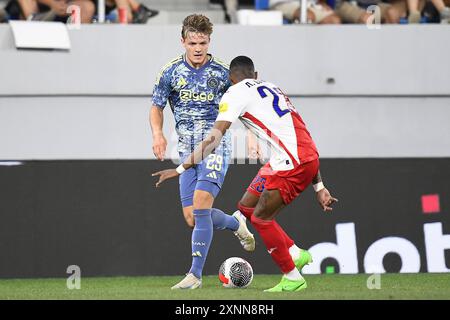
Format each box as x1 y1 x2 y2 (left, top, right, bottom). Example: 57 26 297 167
216 79 318 171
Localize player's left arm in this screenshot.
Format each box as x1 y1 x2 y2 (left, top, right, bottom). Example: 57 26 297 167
152 121 232 187
312 170 339 212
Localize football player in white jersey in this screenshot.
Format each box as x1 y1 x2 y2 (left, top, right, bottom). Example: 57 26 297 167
153 56 338 292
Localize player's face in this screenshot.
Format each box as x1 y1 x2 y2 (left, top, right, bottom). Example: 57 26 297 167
182 32 210 68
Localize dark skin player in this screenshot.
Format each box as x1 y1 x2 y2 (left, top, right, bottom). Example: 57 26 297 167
152 67 337 222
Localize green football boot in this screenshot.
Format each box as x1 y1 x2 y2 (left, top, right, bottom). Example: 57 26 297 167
294 249 313 271
264 276 307 292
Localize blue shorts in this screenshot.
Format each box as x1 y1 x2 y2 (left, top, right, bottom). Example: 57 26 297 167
179 153 229 208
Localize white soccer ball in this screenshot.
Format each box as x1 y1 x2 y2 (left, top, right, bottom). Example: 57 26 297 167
219 257 253 288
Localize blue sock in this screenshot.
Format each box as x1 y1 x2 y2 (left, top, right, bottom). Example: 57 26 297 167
189 209 213 279
211 208 239 231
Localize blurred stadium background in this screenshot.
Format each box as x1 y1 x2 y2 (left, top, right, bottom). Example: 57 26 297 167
0 0 449 299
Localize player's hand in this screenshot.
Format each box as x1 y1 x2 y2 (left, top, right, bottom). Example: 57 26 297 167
248 142 263 161
316 188 338 212
247 131 263 161
152 169 178 187
152 133 167 161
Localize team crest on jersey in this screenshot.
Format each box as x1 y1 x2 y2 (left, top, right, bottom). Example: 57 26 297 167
207 77 219 88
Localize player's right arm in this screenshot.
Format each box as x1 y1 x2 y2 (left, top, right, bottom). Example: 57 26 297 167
150 105 167 161
150 63 173 161
152 86 248 187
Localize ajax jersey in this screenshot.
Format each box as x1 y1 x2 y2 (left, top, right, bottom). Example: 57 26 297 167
152 54 232 158
216 79 319 171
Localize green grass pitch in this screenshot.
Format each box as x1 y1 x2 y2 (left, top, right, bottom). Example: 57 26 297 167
0 274 449 300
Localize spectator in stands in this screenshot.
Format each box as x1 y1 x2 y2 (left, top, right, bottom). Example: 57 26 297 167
2 0 156 23
4 0 37 20
128 0 158 23
404 0 450 22
0 7 8 22
362 0 450 23
335 0 401 24
210 0 254 23
223 0 238 23
98 0 158 24
270 0 341 24
3 0 95 23
3 0 36 20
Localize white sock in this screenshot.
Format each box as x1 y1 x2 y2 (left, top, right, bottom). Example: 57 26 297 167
288 244 301 261
284 267 303 281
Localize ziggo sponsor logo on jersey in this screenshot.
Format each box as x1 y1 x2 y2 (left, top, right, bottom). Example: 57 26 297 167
180 90 215 102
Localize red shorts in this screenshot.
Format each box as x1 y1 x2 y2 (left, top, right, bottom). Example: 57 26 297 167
247 158 319 205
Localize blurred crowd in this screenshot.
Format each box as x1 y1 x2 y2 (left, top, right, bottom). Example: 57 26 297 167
0 0 158 23
1 0 449 24
218 0 450 24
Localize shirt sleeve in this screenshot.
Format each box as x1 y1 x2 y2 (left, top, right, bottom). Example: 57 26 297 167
151 68 172 109
222 77 232 93
216 87 247 123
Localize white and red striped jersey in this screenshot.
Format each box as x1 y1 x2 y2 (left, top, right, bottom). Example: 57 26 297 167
216 79 318 171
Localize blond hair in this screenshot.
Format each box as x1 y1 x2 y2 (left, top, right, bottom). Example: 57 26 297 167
181 14 213 39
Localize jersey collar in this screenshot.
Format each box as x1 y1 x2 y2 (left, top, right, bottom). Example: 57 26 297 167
183 53 212 72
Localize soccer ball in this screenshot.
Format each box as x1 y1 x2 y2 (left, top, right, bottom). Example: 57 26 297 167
219 257 253 288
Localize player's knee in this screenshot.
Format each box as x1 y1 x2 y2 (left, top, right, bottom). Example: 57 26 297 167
193 190 214 209
238 197 254 209
253 207 272 221
238 200 253 211
239 191 260 208
252 191 275 221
